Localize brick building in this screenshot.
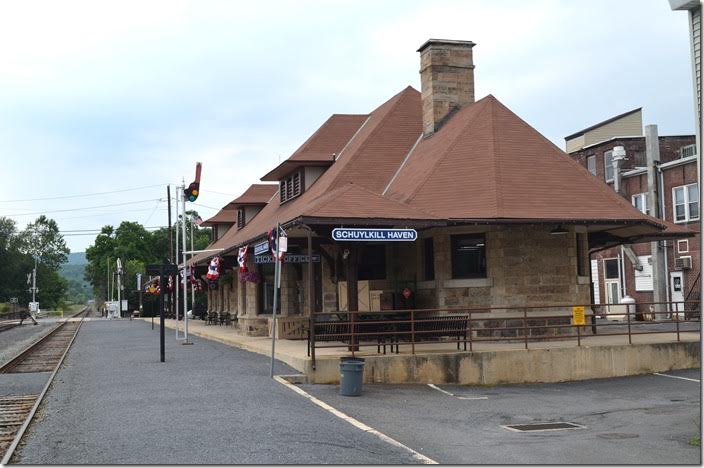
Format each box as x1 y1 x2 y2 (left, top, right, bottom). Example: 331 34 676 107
566 109 699 316
190 39 693 337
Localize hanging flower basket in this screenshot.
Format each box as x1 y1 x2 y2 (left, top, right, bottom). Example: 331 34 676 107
238 271 262 284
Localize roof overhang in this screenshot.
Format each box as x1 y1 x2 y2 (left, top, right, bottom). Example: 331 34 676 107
260 160 334 182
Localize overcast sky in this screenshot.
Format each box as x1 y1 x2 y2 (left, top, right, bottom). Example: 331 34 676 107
0 0 696 253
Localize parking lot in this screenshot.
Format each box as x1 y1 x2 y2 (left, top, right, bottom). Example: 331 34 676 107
299 368 701 464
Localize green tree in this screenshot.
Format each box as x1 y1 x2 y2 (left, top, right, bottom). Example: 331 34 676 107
19 215 70 270
0 216 68 309
84 226 116 301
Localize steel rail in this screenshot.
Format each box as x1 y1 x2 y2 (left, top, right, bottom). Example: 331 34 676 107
0 307 88 464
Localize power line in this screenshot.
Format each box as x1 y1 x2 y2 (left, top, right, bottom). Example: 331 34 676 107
0 184 166 203
2 199 163 217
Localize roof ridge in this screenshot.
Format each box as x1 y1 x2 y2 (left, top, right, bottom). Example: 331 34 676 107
404 96 493 204
326 86 418 191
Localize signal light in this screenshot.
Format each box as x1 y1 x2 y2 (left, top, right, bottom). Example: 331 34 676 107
185 182 199 202
184 162 202 203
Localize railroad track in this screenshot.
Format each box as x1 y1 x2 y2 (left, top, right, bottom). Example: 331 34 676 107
0 306 89 463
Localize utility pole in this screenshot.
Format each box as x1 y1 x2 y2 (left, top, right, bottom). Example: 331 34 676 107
646 124 667 319
190 216 195 312
28 257 39 315
116 258 122 319
175 184 180 337
181 178 191 344
167 185 173 318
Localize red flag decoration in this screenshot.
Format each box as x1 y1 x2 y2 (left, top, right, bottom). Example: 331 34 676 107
238 245 248 272
206 256 221 288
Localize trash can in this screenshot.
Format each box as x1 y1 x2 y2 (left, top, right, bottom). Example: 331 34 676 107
339 357 365 396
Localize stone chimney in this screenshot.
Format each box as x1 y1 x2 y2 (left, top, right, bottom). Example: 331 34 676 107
418 39 476 137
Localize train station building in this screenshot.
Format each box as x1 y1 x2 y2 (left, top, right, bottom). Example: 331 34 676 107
190 39 695 339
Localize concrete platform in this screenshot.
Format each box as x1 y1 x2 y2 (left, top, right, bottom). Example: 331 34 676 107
141 317 701 385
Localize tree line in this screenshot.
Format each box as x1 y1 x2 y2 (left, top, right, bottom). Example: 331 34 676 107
0 216 70 310
84 212 211 309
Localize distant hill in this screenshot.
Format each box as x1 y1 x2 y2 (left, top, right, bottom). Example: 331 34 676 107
60 252 91 302
66 252 87 265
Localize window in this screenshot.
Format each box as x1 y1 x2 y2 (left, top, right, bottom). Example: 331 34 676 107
677 239 689 254
604 258 619 280
423 237 435 280
680 144 697 158
280 171 303 204
359 245 386 281
586 155 596 175
673 183 699 222
631 193 649 215
451 234 486 279
604 150 614 181
236 208 245 229
576 233 589 276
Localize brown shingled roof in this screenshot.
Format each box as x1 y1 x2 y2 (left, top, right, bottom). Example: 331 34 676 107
385 95 663 225
189 86 422 265
190 88 687 266
227 184 277 207
260 114 368 181
201 209 237 227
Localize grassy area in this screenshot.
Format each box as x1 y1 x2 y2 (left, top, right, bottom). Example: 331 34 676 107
41 303 85 317
690 437 701 447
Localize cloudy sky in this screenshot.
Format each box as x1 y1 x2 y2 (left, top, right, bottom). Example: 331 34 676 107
0 0 696 253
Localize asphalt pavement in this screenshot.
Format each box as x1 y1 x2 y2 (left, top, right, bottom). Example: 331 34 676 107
12 319 419 464
301 368 702 464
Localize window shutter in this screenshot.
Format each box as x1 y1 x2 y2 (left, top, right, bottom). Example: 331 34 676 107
293 172 301 197
237 209 244 229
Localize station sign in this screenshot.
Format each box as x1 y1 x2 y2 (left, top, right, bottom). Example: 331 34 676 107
255 254 321 264
332 228 418 242
254 241 269 256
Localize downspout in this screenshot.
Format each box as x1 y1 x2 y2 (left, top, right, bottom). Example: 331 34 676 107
658 165 671 305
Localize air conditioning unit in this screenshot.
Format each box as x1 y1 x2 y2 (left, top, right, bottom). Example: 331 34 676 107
674 256 692 270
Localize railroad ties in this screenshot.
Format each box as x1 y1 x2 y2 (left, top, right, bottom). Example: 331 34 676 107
0 307 88 463
1 323 81 374
0 395 38 459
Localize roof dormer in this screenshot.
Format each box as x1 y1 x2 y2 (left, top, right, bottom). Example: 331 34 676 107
260 114 368 201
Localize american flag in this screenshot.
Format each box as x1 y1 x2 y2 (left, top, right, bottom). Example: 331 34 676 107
191 215 203 225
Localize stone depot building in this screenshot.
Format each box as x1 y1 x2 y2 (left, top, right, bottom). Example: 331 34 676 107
191 39 695 338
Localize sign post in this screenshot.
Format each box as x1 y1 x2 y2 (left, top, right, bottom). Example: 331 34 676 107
270 224 287 378
147 263 178 363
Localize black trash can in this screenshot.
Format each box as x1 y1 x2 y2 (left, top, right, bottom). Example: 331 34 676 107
339 357 365 396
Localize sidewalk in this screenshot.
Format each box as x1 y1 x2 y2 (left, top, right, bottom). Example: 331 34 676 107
141 317 700 384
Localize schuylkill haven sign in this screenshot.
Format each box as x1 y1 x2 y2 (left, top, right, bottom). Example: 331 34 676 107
332 228 418 242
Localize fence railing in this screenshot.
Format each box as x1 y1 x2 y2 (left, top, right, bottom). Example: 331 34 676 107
307 301 701 368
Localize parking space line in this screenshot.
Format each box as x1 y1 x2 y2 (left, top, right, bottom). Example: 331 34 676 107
653 372 700 383
273 376 438 465
427 383 454 396
428 383 489 400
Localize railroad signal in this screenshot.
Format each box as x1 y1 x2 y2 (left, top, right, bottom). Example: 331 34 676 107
184 162 202 203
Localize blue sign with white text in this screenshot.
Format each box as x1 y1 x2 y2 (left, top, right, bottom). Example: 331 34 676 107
332 228 417 242
254 241 269 256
